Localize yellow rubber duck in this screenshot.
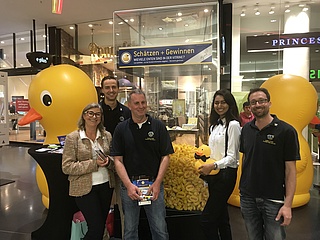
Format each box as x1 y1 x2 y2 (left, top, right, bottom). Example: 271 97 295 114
194 144 219 175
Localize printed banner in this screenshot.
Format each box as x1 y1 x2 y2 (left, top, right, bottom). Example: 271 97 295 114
118 42 212 68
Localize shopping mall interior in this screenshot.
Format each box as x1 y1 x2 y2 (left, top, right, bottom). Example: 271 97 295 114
1 0 320 239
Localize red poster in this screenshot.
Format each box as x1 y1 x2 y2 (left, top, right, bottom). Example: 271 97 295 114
16 99 30 112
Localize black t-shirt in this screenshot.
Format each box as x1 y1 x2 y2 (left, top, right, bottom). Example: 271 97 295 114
99 100 131 135
239 115 300 200
111 115 174 178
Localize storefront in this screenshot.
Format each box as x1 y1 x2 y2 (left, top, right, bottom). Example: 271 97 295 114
1 0 320 147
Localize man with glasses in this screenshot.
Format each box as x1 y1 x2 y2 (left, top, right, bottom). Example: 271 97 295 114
99 76 131 238
239 87 300 240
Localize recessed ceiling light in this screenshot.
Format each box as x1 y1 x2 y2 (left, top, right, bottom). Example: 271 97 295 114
69 26 74 30
118 22 124 25
158 27 163 31
130 18 134 22
271 19 277 23
116 33 120 36
124 19 129 22
177 12 182 16
42 35 46 38
20 38 25 41
0 41 4 44
108 20 113 25
184 23 189 27
88 24 93 28
204 9 209 13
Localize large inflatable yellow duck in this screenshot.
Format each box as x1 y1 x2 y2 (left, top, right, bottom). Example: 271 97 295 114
228 74 317 208
194 144 219 175
18 64 98 208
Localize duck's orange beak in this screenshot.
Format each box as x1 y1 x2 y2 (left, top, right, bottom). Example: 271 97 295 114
18 108 42 126
195 149 204 156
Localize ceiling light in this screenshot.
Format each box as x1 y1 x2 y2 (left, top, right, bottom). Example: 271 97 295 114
184 23 189 27
130 18 134 22
158 27 163 31
1 41 4 44
270 19 277 23
185 39 190 43
116 33 120 36
42 35 46 38
69 26 74 30
285 4 290 13
177 12 182 16
240 6 246 17
254 4 260 16
88 24 93 28
302 7 308 12
124 19 129 22
299 4 305 7
118 22 124 25
204 9 209 13
269 4 275 14
108 20 113 25
20 38 25 41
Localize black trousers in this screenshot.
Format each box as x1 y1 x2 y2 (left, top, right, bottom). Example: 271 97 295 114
75 182 114 240
201 167 237 240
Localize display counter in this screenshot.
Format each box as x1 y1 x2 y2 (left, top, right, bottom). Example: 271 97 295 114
28 146 78 240
168 128 200 147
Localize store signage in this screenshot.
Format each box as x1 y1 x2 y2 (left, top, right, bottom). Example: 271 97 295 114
310 69 320 80
118 42 212 68
247 32 320 52
16 99 30 112
26 52 52 70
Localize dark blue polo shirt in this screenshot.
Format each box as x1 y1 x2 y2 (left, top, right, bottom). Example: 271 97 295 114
99 100 131 135
111 115 174 179
239 115 300 200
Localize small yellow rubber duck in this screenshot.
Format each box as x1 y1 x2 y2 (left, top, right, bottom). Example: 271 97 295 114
194 144 219 175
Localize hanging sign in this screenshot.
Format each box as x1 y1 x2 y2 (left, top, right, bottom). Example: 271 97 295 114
118 42 212 68
26 52 52 70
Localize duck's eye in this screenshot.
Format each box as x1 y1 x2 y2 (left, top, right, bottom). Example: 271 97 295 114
40 90 52 106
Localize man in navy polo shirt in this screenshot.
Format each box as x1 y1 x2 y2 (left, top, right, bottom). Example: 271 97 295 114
99 76 131 135
111 88 174 240
239 87 300 240
99 75 131 238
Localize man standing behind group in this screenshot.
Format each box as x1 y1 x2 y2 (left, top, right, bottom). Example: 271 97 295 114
100 76 131 135
239 101 254 127
99 75 131 238
111 89 174 240
239 87 300 240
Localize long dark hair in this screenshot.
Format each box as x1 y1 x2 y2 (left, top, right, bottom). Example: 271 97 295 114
209 89 240 128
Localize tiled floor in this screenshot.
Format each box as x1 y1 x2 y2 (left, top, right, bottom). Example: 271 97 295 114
1 137 320 239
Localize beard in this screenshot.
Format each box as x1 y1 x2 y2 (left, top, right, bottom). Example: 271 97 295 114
252 106 269 119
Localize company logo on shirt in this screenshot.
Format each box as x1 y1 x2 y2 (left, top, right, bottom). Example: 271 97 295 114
145 131 156 141
263 134 276 145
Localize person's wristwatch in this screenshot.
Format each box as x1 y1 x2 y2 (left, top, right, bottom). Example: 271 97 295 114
213 162 218 170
